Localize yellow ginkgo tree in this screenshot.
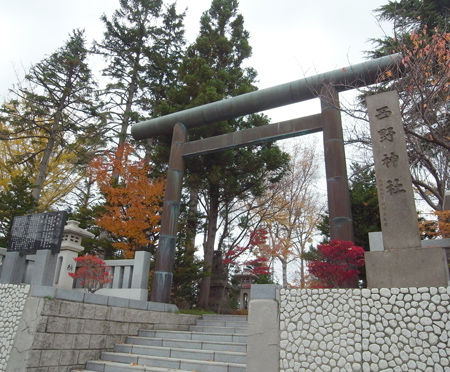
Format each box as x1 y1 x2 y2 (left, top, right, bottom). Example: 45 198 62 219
0 102 92 211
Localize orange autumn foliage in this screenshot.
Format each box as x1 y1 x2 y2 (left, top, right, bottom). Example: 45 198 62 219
90 144 165 258
419 210 450 239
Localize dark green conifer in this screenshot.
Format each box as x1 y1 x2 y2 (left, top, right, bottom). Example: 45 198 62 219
0 175 37 247
160 0 288 308
94 0 186 147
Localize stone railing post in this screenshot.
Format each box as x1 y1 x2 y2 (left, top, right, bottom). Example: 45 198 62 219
131 250 151 290
248 284 280 372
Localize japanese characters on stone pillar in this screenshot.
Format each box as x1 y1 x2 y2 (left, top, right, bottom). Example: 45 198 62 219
366 91 421 250
364 91 448 288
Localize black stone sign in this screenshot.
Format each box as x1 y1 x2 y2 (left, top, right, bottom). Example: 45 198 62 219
7 211 68 254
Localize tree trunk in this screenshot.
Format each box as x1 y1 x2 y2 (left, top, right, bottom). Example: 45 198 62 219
118 78 137 147
31 131 56 203
300 252 305 288
186 187 199 256
197 190 219 308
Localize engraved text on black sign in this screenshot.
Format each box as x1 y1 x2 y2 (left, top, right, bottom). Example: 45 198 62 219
7 211 68 254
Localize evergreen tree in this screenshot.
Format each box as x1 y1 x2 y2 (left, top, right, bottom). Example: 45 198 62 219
0 175 37 247
370 0 448 57
91 0 185 259
69 177 112 256
1 30 104 205
161 0 288 308
94 0 185 148
348 164 381 251
317 163 381 251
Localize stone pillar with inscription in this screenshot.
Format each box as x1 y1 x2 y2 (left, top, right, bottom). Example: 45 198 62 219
365 91 448 287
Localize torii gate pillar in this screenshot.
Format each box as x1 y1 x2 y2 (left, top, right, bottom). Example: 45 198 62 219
321 85 354 241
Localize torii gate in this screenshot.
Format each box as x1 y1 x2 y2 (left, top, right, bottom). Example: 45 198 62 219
131 53 402 303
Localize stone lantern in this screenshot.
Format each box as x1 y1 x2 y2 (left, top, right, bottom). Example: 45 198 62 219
53 220 94 289
234 269 257 310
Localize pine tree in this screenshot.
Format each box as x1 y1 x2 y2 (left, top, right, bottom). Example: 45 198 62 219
92 0 185 259
161 0 289 308
2 30 104 205
94 0 185 148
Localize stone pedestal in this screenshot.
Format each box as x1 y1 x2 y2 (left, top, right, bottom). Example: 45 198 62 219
0 251 26 284
32 249 58 286
365 91 449 287
365 247 449 288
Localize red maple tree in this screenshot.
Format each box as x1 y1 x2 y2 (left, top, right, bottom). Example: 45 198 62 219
307 240 365 288
223 229 271 277
69 254 112 293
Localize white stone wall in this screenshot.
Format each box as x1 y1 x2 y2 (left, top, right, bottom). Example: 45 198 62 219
0 284 30 372
280 287 450 372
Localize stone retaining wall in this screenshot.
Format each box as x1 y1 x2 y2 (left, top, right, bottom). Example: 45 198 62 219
279 287 450 372
1 285 198 372
0 284 30 372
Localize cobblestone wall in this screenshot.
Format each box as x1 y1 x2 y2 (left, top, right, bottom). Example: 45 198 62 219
279 287 450 372
0 284 30 372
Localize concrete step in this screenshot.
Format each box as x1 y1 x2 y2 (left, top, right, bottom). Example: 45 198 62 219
195 319 248 328
115 343 246 364
152 323 191 331
139 329 247 344
189 325 247 334
99 351 246 372
86 360 193 371
78 313 249 371
201 314 247 322
127 336 247 352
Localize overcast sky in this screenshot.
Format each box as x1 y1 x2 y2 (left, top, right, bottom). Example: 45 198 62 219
1 0 391 106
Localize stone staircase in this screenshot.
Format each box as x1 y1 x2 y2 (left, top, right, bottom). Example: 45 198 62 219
75 314 248 372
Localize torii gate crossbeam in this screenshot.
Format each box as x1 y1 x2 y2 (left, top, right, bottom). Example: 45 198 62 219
131 54 402 303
